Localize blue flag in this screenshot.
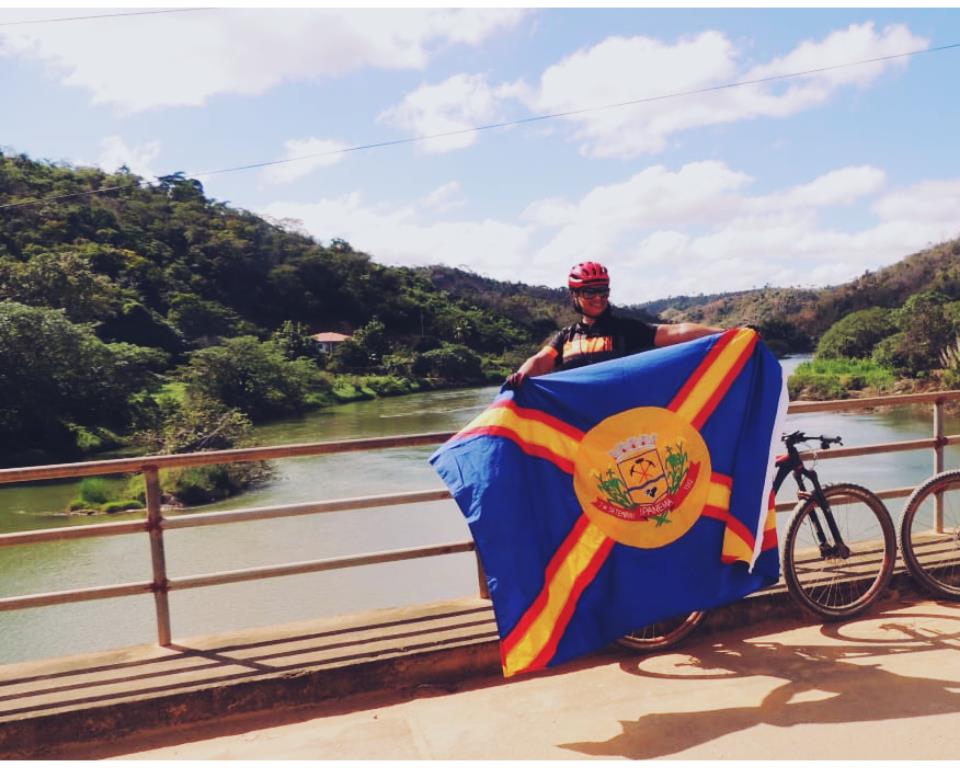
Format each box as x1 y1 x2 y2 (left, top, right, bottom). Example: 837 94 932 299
430 329 787 676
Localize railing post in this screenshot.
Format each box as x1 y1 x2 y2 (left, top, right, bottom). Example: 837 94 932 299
475 553 490 600
934 400 945 532
144 466 172 645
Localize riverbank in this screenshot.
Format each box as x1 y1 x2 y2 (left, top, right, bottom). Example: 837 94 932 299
0 372 502 473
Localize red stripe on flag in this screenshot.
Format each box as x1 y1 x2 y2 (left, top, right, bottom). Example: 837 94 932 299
690 333 759 431
701 504 728 522
453 425 575 475
500 514 591 660
762 527 778 551
666 329 737 413
700 505 756 551
711 472 733 490
524 535 616 674
489 399 585 442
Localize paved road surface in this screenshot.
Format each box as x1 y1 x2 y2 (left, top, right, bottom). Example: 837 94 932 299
102 598 959 760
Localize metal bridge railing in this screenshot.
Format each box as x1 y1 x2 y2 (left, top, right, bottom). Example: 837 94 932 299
1 390 959 648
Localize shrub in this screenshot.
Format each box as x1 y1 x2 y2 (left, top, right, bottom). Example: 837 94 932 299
180 336 321 419
413 343 484 382
75 477 112 505
940 335 960 388
815 307 897 359
871 332 909 374
891 291 954 376
160 465 262 506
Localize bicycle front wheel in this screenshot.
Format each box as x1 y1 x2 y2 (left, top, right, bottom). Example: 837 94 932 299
616 610 706 652
900 470 960 599
782 483 896 620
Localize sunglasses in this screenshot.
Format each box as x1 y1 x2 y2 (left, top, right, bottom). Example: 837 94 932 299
578 287 610 298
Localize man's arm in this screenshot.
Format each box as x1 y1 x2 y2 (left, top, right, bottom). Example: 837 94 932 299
505 347 557 388
654 322 725 347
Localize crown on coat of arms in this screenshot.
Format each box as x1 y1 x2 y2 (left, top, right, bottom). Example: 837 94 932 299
609 434 657 460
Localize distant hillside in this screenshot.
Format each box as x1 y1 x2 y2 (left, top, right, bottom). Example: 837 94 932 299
642 237 960 352
424 264 661 335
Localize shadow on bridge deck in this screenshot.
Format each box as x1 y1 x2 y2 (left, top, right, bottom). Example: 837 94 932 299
1 572 957 759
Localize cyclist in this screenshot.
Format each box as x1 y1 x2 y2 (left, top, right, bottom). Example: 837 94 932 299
505 261 726 387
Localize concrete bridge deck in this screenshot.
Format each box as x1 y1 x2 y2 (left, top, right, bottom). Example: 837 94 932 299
1 573 958 759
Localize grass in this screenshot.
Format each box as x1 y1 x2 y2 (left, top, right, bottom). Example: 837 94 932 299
788 357 896 400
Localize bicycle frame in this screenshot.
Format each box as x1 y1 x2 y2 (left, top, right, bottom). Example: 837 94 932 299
772 443 851 559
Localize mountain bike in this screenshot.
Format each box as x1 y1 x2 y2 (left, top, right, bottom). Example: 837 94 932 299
898 468 960 598
618 430 898 651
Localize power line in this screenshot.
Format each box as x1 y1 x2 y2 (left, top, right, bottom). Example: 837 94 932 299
194 40 960 179
0 8 215 28
2 39 958 212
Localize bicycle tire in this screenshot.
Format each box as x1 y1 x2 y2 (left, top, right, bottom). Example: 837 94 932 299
899 470 960 599
616 610 707 652
782 482 896 620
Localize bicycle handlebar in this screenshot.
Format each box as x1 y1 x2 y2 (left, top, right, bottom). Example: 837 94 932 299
782 430 843 450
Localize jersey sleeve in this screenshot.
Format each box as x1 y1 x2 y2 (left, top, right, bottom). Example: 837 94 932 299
544 330 565 362
623 319 658 353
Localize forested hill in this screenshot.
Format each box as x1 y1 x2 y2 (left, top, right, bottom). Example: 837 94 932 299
0 152 580 356
1 151 585 463
642 237 960 353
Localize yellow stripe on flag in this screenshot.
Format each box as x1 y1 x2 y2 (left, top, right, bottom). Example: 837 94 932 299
457 404 581 468
707 478 731 509
503 520 609 677
722 529 756 564
672 329 756 426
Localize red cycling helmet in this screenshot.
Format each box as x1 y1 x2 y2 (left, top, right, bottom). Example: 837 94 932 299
568 261 610 290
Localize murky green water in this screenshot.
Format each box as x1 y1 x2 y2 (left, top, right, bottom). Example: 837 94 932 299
2 358 958 664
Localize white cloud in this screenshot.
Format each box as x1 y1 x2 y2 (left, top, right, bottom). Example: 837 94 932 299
748 166 886 212
527 161 752 271
524 23 927 158
378 74 511 153
263 192 537 281
0 8 527 113
95 136 161 179
872 180 960 226
420 181 466 213
261 137 349 185
263 159 960 305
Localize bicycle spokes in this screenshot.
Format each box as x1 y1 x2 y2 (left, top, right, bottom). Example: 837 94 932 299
900 474 960 597
783 484 896 620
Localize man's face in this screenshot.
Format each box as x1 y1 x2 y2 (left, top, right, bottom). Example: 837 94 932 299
574 285 610 317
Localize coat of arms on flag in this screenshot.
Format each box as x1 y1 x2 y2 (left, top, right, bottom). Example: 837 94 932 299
430 328 787 677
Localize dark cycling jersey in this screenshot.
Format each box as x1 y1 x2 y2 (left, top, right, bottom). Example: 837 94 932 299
544 310 658 371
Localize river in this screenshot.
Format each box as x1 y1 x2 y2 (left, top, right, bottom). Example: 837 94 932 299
2 356 958 664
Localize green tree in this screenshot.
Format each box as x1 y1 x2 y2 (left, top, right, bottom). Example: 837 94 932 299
413 343 484 382
328 318 390 372
167 292 246 342
352 317 389 363
0 248 126 322
816 307 897 359
179 336 320 418
886 291 954 376
271 320 316 361
0 302 161 459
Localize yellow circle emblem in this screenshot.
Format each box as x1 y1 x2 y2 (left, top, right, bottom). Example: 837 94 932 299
573 407 711 548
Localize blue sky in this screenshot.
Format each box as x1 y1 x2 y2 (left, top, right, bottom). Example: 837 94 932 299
2 5 960 305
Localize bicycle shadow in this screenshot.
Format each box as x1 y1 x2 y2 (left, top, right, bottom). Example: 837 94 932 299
562 610 960 759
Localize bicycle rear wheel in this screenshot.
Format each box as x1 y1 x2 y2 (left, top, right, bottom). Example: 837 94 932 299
899 470 960 599
616 610 706 652
782 483 896 620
